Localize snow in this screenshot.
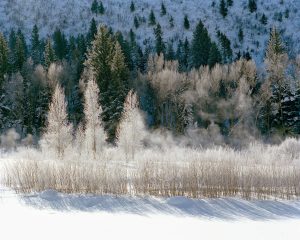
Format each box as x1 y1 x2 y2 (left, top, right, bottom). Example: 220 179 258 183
1 186 300 240
1 0 300 62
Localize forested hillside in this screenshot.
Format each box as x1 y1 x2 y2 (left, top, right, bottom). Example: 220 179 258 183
0 0 300 145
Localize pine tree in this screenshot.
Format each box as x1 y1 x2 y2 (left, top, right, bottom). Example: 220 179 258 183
130 1 135 12
227 0 233 7
17 30 28 58
238 28 244 43
83 76 107 159
154 23 165 55
45 38 56 69
262 28 289 134
260 14 268 25
14 36 26 71
53 28 68 60
98 1 105 15
248 0 257 13
87 18 98 44
134 16 139 29
208 42 222 68
0 33 9 87
217 31 233 63
220 0 228 18
31 25 41 65
184 15 190 30
86 26 129 140
166 43 175 61
191 21 212 68
169 16 174 28
42 84 73 159
108 42 129 138
149 10 156 26
91 0 99 14
115 31 133 70
161 2 167 16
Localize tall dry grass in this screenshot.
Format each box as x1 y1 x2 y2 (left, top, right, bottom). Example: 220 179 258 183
2 138 300 199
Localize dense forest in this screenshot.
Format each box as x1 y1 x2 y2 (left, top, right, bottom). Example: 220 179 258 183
0 0 300 148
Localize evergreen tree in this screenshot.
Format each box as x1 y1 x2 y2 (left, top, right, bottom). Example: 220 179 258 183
260 14 268 25
227 0 233 7
130 1 135 12
14 36 26 71
44 39 56 69
161 2 167 16
91 0 99 14
86 26 129 140
53 28 68 60
262 28 289 134
0 34 9 87
149 10 156 26
31 25 41 65
87 18 98 44
154 23 165 55
191 21 212 68
208 42 222 68
220 0 228 18
169 16 174 28
238 28 244 43
108 42 129 138
115 31 133 70
184 15 190 30
134 16 139 29
248 0 257 13
98 1 105 15
166 43 175 61
177 38 190 71
17 30 28 58
217 31 233 63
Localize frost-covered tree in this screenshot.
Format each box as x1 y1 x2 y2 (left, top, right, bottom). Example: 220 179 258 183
83 76 107 159
86 26 129 140
117 90 146 161
259 28 289 134
42 84 73 159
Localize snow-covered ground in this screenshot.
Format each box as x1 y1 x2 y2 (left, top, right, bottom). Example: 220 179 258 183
1 0 300 62
1 187 300 240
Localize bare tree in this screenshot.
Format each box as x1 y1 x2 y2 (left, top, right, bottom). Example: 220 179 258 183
41 84 73 159
117 90 146 161
83 77 107 159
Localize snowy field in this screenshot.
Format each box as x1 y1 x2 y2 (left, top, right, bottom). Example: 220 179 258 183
1 186 300 240
1 154 300 240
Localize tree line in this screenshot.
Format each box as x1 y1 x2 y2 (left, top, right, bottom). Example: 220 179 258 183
0 21 299 145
